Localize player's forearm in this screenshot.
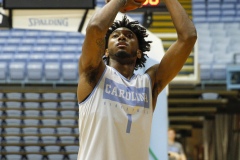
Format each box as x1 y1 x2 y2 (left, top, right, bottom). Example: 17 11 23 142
86 0 126 35
164 0 197 41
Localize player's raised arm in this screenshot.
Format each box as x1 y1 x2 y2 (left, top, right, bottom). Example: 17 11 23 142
77 0 143 102
147 0 197 97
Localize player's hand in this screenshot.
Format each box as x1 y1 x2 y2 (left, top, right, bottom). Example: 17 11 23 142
168 152 181 160
105 0 144 13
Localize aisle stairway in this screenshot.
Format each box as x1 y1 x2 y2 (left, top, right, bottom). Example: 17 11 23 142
148 0 193 33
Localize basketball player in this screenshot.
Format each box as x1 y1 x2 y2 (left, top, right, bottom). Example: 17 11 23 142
77 0 197 159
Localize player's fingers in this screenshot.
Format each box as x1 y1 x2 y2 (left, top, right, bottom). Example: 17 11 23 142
131 1 143 8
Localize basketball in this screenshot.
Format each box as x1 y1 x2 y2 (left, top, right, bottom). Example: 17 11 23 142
105 0 146 12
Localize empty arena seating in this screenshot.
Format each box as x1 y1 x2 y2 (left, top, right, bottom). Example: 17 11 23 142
0 29 82 84
193 0 240 82
0 90 79 160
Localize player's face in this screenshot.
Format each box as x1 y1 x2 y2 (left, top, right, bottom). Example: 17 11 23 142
106 27 140 62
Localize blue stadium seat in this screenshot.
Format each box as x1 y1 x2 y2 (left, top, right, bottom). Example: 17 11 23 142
44 146 60 153
23 136 39 144
221 16 235 22
24 102 40 108
60 54 76 62
0 62 8 80
25 30 39 37
18 45 32 53
62 45 78 54
26 154 43 160
207 16 220 22
0 30 10 38
201 93 219 99
22 127 38 135
210 29 227 37
213 53 234 64
59 136 75 144
60 111 76 118
6 110 22 117
4 146 21 153
7 38 22 45
208 0 221 3
208 22 224 29
60 92 76 100
40 128 55 135
25 110 40 117
212 64 227 80
45 53 60 62
27 62 43 80
42 93 58 100
25 146 41 153
192 2 206 10
221 3 235 9
9 61 26 80
68 154 78 160
211 43 229 54
41 136 57 144
29 53 45 62
36 38 51 45
200 64 212 80
74 127 79 134
23 119 39 126
60 119 76 127
5 128 21 135
207 3 221 9
65 145 79 152
6 92 22 99
66 37 82 45
193 9 207 17
44 62 60 80
42 119 58 126
51 38 66 44
60 102 76 109
42 110 58 118
207 9 221 16
38 31 53 38
5 102 22 109
56 127 72 135
96 0 105 7
48 154 64 160
22 38 37 45
226 29 240 37
228 43 240 53
5 154 22 160
32 45 48 53
24 92 41 100
222 10 236 16
53 31 68 38
13 53 29 62
0 38 6 46
42 102 58 109
47 46 62 54
10 29 25 37
62 62 78 80
5 136 21 143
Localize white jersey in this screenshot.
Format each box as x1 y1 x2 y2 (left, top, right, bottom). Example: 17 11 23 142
78 66 153 160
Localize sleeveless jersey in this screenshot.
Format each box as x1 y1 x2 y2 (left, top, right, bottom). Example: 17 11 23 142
78 66 153 160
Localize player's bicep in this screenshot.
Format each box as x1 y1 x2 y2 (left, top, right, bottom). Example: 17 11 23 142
155 40 195 92
79 27 106 72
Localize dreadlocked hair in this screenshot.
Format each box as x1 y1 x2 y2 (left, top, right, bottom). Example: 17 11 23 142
103 15 152 70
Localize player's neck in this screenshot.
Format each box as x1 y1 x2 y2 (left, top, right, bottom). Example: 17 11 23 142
110 63 135 80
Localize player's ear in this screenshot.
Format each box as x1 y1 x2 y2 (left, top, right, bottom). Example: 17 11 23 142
137 49 142 59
